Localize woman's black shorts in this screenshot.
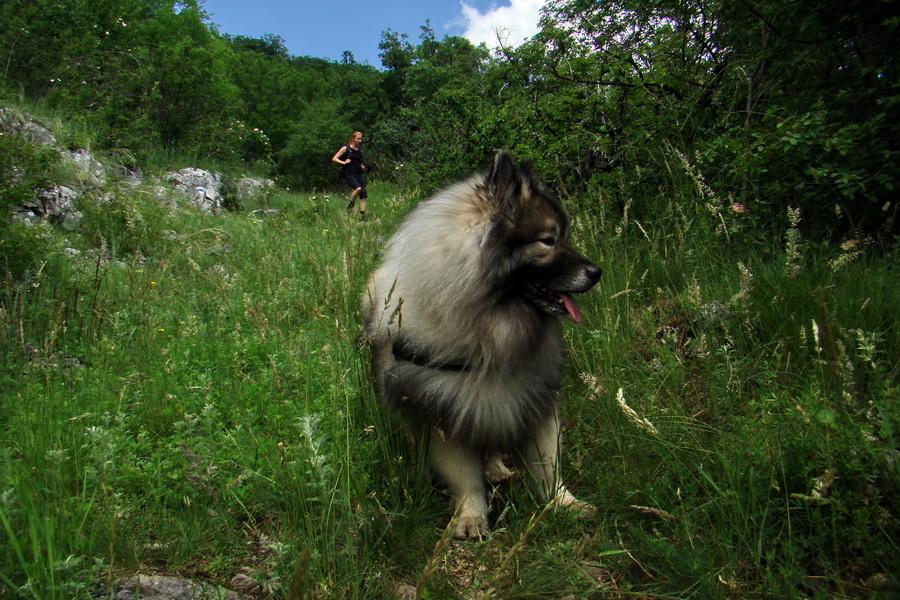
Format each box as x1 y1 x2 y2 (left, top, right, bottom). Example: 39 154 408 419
345 172 367 199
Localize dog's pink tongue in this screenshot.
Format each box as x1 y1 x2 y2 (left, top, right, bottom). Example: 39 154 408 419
562 294 583 324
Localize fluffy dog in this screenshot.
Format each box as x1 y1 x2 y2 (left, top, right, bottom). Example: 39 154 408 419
362 150 601 537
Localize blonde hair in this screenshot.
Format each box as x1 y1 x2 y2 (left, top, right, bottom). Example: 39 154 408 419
348 131 362 145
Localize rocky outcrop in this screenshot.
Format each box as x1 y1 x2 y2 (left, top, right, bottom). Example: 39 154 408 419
4 105 277 227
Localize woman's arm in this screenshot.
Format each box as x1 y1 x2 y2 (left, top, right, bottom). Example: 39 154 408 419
331 146 350 164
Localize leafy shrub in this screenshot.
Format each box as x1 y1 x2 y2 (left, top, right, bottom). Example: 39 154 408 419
217 174 243 213
0 131 58 281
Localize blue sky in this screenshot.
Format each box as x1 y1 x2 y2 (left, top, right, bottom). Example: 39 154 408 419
201 0 547 67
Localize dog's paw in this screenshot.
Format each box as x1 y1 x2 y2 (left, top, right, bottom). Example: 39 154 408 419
565 499 597 518
552 489 596 518
483 454 515 484
454 513 488 539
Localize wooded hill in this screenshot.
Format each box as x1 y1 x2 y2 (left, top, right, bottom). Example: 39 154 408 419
2 0 897 243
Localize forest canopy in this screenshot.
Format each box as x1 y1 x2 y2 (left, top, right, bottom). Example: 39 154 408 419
1 0 897 242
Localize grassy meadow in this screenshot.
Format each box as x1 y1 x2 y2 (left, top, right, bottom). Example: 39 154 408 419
1 157 898 599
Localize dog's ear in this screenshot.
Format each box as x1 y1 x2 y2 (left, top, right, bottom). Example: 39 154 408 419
519 158 535 181
490 150 520 211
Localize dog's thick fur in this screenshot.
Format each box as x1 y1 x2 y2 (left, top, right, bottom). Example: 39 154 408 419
362 150 601 538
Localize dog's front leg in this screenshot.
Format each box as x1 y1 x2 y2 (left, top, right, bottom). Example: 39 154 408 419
428 428 488 539
525 411 594 515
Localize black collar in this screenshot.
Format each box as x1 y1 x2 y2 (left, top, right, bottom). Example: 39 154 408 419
391 340 472 372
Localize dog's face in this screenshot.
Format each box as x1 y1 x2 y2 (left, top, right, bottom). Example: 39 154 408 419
487 151 602 323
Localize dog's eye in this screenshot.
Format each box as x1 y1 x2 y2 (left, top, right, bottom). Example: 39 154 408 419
539 236 556 247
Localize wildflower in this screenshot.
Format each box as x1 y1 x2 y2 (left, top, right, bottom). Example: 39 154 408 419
730 262 753 307
732 202 745 213
830 249 862 272
784 206 802 278
158 328 165 332
687 275 702 308
811 320 822 355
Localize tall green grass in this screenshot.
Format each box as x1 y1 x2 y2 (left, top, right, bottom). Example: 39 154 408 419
1 148 898 599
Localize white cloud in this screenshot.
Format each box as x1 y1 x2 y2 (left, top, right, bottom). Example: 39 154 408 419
459 0 546 51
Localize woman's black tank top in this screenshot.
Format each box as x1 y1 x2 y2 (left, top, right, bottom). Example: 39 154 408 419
345 145 363 173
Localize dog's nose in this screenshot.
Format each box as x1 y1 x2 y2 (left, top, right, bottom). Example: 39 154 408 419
585 263 602 285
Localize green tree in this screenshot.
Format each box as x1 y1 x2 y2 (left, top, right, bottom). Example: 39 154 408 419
0 0 242 156
277 97 355 189
709 0 900 238
505 0 899 240
137 2 240 149
226 33 289 59
228 47 324 151
373 26 495 187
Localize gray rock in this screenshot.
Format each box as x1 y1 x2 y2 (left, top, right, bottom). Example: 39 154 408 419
236 177 273 201
69 148 107 183
104 575 247 600
0 107 57 145
11 185 83 230
41 185 83 230
166 168 223 212
248 208 280 218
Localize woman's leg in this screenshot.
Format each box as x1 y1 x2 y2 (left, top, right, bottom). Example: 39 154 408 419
358 179 368 219
346 173 361 212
